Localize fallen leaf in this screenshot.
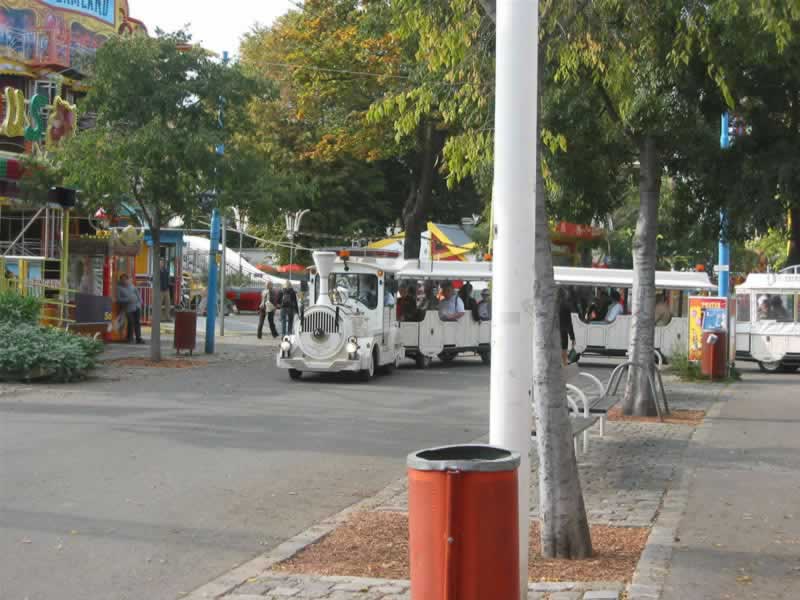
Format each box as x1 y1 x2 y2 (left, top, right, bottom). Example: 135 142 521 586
736 575 752 584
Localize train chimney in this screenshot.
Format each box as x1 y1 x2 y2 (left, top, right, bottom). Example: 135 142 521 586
314 251 336 306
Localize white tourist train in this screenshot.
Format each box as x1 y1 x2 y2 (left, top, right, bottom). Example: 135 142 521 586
276 246 716 380
734 267 800 373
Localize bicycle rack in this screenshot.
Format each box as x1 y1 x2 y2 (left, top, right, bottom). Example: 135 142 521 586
604 360 670 421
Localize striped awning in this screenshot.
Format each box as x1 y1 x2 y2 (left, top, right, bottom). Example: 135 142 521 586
0 157 24 180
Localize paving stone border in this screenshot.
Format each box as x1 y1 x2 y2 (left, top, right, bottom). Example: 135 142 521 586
185 382 727 600
626 394 726 600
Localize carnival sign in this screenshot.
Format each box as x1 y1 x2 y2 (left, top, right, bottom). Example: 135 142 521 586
39 0 116 26
0 87 76 146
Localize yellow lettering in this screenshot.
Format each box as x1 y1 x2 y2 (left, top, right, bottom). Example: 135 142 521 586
1 87 26 137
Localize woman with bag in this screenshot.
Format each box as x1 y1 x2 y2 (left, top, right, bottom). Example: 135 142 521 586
257 281 279 339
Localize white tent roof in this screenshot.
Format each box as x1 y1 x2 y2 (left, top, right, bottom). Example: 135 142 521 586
182 235 285 285
736 272 800 294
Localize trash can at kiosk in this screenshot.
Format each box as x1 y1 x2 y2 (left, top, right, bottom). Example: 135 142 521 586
701 330 727 378
407 444 521 600
173 309 197 355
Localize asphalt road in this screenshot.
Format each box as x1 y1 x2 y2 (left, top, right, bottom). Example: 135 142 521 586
1 339 621 600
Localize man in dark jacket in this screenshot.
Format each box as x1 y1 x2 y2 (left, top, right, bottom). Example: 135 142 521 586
278 281 299 336
159 258 172 322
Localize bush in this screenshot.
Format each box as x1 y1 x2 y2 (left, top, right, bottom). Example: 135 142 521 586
0 322 104 382
0 290 41 325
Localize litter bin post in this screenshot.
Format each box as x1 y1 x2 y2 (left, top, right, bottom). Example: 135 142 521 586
174 309 197 355
701 330 727 380
407 444 521 600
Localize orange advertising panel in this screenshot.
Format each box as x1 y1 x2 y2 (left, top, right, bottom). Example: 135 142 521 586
688 296 728 361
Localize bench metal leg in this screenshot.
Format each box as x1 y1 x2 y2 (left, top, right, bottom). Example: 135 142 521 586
600 415 605 437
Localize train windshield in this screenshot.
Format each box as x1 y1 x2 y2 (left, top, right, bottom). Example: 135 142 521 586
329 273 379 309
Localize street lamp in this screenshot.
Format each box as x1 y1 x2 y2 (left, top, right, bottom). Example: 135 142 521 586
284 209 309 283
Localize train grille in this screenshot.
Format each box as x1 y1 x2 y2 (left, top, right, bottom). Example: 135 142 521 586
303 310 339 335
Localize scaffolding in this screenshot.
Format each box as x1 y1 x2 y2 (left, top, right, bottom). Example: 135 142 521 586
1 201 74 327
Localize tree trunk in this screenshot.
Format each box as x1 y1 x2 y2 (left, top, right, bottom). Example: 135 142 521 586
150 210 162 362
787 206 800 267
532 165 593 558
403 121 444 259
623 136 660 416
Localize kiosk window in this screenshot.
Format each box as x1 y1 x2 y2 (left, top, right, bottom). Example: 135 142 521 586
736 294 750 323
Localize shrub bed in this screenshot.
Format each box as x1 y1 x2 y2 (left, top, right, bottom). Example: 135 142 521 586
0 290 103 382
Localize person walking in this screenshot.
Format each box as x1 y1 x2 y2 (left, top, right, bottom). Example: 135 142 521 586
278 281 299 336
258 281 279 339
159 258 172 322
117 273 143 344
558 287 576 366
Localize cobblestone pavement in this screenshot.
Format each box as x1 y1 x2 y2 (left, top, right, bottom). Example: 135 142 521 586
379 381 721 527
219 573 625 599
197 380 723 600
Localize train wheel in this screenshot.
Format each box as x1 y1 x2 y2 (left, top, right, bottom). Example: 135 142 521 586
758 360 782 373
438 352 455 363
415 354 432 369
288 369 302 380
359 349 377 381
479 350 491 365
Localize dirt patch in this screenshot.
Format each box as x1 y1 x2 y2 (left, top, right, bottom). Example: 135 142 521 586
607 407 705 426
103 357 208 369
274 511 648 583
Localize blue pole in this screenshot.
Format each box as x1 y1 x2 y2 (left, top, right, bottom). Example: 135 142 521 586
718 113 730 298
205 209 220 354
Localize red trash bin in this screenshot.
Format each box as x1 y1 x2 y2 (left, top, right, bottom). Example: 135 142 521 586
701 330 727 379
173 309 197 355
407 444 520 600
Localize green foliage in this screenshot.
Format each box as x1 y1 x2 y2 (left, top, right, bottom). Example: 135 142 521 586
747 229 791 270
0 323 104 382
0 290 41 325
668 349 741 383
47 31 267 228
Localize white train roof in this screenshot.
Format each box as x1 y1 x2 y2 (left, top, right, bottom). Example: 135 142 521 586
736 272 800 294
390 260 715 291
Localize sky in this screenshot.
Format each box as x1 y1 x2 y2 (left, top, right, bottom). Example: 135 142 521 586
128 0 294 58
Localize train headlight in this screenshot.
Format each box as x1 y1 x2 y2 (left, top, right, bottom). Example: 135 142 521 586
346 337 358 359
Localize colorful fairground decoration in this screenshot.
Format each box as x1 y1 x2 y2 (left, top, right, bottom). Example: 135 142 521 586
0 0 146 78
0 85 77 148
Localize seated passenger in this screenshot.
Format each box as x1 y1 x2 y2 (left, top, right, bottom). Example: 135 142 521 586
459 282 477 319
586 289 610 321
757 296 770 319
768 295 790 321
654 292 672 325
604 290 624 322
476 288 492 321
438 284 465 321
418 282 439 312
396 286 418 321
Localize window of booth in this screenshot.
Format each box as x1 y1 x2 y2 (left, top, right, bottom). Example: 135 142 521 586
736 294 751 323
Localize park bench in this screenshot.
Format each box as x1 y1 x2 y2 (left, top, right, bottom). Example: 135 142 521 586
531 364 601 456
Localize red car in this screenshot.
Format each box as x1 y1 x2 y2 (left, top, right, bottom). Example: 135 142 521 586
225 287 262 312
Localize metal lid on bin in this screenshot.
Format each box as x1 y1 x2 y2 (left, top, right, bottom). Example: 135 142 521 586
407 444 520 472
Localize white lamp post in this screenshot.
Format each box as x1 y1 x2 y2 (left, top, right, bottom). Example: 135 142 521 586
284 209 310 283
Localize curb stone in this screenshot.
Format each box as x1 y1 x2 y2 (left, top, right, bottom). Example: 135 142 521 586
186 385 722 600
625 392 726 600
181 479 408 599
